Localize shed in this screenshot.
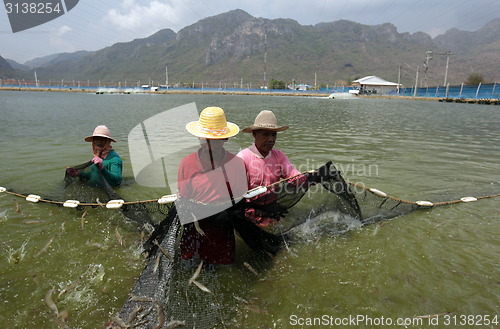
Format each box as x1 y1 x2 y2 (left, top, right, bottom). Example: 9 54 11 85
288 83 312 91
353 76 400 95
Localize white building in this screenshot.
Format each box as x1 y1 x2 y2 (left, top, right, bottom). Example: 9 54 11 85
352 76 400 95
288 83 312 91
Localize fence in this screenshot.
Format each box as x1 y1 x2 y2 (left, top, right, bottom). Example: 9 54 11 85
2 79 498 100
398 83 499 99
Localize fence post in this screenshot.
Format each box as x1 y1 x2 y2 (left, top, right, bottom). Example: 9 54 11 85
475 82 482 99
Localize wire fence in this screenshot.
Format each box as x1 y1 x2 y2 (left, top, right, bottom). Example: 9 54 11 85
0 79 351 95
2 79 499 99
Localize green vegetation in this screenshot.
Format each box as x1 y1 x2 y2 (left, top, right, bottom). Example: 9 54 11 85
465 73 486 85
269 79 286 89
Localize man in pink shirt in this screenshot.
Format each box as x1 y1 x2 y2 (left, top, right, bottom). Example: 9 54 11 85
237 110 303 226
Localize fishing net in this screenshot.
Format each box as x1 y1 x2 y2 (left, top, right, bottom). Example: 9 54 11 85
64 161 157 232
3 160 498 328
113 161 437 328
115 208 280 329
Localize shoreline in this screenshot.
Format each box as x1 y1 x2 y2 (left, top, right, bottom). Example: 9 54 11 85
0 86 436 100
0 86 329 97
2 86 499 104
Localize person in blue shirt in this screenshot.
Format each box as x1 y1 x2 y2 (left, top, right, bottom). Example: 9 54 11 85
66 125 122 187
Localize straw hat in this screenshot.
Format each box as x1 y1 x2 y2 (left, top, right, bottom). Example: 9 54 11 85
186 107 240 139
242 110 289 133
84 125 116 142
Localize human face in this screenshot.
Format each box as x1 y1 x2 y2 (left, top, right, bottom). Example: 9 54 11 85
199 138 227 156
253 130 277 157
92 136 109 148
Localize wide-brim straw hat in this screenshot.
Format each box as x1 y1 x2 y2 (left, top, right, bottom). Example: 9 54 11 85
242 110 289 133
186 107 240 139
84 125 116 142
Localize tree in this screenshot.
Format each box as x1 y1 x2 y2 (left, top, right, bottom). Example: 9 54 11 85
269 79 286 90
465 73 485 85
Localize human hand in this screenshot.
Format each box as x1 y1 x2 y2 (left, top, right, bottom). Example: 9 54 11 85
66 167 80 177
92 156 104 170
308 161 339 184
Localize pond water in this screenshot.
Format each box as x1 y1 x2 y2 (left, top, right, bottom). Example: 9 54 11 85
0 90 498 328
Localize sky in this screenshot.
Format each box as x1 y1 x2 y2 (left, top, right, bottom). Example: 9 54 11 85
1 0 500 64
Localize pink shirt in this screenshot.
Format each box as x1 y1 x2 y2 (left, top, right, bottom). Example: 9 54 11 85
177 150 248 207
237 143 301 227
237 143 301 189
177 149 248 264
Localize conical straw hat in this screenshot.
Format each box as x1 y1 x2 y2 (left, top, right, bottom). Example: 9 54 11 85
186 107 240 139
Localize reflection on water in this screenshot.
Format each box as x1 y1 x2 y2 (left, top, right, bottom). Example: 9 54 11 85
0 91 499 328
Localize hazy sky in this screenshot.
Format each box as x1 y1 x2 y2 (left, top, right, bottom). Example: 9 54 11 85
1 0 500 63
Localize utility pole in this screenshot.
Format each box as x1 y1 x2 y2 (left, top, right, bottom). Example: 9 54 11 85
165 66 168 89
423 51 432 87
405 63 419 97
263 30 267 86
34 69 39 87
397 64 401 94
414 65 419 97
440 51 453 86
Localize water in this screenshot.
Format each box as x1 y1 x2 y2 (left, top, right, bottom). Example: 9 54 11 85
0 91 499 328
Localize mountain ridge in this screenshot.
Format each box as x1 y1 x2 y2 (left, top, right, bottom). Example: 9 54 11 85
2 10 499 87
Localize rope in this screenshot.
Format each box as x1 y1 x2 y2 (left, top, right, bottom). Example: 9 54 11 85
1 171 499 210
347 181 500 207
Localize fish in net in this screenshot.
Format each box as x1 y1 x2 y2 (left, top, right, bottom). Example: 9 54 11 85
3 160 494 328
112 161 421 328
59 160 497 328
1 159 496 328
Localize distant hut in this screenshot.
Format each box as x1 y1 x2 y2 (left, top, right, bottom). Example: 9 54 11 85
288 83 312 91
353 76 400 95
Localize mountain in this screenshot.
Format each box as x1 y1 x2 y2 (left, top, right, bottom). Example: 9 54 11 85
6 59 30 71
434 18 500 54
23 54 59 68
23 50 94 68
2 10 500 87
58 29 177 81
432 18 500 83
0 55 16 79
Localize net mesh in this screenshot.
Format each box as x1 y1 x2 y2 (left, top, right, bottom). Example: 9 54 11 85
113 161 431 328
64 161 158 232
3 160 498 328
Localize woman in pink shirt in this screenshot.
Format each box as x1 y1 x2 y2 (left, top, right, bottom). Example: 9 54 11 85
177 107 248 264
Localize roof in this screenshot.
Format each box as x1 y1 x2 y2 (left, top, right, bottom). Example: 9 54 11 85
353 76 400 86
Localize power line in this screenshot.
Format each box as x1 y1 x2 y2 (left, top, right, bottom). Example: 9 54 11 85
333 0 350 22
